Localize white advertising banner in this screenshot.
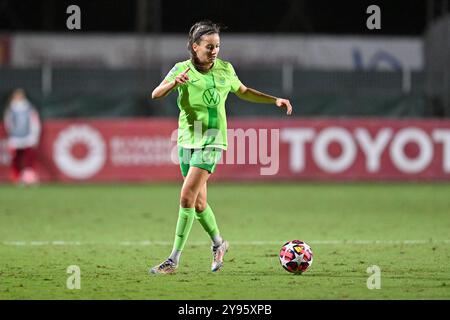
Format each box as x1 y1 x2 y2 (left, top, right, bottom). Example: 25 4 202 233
11 34 423 71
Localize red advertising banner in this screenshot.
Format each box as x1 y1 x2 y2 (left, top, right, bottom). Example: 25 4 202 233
1 118 450 182
0 36 10 66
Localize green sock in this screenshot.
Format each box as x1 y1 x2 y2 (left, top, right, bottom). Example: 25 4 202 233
173 207 195 251
195 204 222 245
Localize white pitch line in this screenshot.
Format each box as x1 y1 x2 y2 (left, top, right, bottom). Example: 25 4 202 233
2 240 450 246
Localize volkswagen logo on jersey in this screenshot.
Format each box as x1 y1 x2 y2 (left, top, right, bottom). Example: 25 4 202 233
202 87 220 107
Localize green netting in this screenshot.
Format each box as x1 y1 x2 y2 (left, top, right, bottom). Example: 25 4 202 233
0 67 428 119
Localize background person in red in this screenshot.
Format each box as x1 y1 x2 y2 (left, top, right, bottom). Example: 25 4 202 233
3 88 41 184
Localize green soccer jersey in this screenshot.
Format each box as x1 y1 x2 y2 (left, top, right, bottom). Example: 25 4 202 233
164 58 242 150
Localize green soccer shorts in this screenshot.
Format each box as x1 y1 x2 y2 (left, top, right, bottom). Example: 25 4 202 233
178 146 223 177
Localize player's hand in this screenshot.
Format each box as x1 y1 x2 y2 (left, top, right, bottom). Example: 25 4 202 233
276 98 293 115
174 67 191 85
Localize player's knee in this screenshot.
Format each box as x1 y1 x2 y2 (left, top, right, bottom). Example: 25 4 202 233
195 200 207 213
180 190 196 208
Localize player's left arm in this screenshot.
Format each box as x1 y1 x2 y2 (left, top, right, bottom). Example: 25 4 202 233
234 84 293 115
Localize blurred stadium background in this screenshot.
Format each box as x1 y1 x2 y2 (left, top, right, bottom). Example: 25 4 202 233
0 0 449 182
0 0 450 300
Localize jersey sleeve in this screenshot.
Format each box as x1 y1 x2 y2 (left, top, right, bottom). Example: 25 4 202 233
227 63 242 93
164 62 188 83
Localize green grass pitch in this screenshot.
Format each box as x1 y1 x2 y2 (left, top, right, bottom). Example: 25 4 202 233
0 182 449 299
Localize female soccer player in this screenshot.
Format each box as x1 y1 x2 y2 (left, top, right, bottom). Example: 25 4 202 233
150 21 292 274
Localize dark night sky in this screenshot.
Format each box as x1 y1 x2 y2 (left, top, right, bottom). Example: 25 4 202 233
0 0 439 35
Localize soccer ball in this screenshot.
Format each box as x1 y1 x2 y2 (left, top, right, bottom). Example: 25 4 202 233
279 240 313 274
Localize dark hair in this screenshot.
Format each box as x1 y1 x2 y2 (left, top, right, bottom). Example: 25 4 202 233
187 21 223 71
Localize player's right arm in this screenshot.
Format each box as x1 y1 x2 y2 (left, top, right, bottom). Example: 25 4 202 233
151 67 191 99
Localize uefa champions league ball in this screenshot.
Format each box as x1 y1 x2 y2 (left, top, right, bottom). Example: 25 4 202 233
279 240 313 274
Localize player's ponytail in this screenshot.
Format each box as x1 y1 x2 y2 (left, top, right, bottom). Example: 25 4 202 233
187 21 223 72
